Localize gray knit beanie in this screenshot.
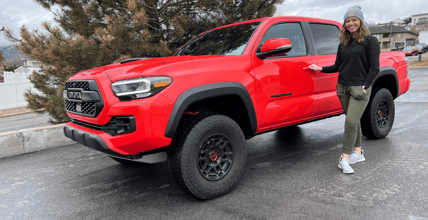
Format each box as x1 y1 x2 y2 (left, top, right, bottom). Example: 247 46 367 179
344 5 364 22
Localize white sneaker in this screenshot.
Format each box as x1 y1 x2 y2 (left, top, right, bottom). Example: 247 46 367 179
348 150 365 164
338 156 354 174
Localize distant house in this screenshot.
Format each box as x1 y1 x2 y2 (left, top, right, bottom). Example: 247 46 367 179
420 31 428 45
411 13 428 25
14 53 41 74
369 24 419 51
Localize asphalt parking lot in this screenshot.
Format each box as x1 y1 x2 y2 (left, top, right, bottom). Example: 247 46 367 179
0 68 427 220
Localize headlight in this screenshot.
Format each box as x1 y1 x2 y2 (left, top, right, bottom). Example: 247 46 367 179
111 76 172 99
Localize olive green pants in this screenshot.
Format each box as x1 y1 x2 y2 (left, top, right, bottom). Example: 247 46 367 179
336 84 371 155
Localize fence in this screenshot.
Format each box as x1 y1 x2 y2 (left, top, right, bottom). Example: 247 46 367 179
0 81 37 110
0 71 37 110
3 71 33 82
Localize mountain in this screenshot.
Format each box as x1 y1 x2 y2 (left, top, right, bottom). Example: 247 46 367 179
0 45 24 67
0 45 21 59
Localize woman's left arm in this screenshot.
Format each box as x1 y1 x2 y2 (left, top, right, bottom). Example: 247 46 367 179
363 36 380 89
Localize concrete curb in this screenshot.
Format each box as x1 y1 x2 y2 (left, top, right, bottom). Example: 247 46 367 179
0 124 75 159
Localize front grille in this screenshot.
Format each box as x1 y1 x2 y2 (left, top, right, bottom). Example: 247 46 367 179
64 100 96 115
65 81 90 90
64 80 104 117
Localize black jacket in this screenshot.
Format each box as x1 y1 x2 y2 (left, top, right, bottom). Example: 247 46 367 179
321 35 380 89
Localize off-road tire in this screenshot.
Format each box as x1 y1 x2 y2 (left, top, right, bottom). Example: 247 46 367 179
361 87 395 139
167 114 247 199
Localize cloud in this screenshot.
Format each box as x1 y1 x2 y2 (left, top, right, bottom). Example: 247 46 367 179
0 0 55 46
2 0 428 46
277 0 428 24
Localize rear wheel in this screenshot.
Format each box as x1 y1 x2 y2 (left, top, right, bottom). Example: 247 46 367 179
168 114 247 199
361 87 395 139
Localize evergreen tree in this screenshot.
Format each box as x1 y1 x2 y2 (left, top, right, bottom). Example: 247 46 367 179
3 0 283 123
0 50 4 75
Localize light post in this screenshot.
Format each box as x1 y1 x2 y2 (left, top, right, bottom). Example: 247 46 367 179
389 22 393 50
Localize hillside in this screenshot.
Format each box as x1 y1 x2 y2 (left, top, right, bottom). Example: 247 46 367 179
1 45 21 59
0 45 24 67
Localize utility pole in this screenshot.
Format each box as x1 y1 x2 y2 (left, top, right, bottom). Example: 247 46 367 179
389 22 393 50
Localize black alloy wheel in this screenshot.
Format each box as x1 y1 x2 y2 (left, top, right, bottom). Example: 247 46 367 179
377 100 389 128
198 134 234 181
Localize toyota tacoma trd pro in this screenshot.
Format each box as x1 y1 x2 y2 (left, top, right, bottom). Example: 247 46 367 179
63 16 411 199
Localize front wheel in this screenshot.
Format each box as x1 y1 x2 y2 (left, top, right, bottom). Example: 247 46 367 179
361 88 395 139
168 114 247 199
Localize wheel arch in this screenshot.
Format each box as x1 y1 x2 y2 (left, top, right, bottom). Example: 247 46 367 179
164 82 257 139
372 67 399 99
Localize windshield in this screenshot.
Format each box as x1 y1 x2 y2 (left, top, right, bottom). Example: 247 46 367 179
403 47 413 51
175 22 261 56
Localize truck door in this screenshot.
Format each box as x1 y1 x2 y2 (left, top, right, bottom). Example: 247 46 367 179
252 22 320 130
308 23 343 115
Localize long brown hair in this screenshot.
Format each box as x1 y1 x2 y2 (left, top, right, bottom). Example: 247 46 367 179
339 19 371 46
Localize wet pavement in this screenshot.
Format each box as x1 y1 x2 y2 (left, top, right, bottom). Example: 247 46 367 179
0 68 427 220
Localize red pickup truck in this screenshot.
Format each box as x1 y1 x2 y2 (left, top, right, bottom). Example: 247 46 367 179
63 16 410 199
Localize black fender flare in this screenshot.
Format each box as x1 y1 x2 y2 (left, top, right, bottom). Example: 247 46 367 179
374 67 399 98
164 82 257 138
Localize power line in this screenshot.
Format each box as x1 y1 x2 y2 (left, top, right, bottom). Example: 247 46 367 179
9 3 39 19
0 0 15 8
26 11 52 26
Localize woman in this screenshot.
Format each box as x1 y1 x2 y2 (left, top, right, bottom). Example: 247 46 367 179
308 5 380 174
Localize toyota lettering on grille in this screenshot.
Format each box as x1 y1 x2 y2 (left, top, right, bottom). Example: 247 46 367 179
68 91 82 100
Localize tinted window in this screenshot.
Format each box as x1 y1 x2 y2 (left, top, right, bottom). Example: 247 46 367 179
175 22 261 56
309 23 340 55
259 23 307 57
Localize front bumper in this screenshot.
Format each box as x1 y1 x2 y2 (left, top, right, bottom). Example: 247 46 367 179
64 92 174 157
63 125 137 159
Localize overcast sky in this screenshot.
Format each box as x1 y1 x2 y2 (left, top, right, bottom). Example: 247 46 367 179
1 0 428 46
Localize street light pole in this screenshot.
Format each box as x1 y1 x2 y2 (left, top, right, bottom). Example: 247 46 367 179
389 22 393 50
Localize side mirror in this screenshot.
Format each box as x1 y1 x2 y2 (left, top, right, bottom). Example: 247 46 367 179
256 38 292 59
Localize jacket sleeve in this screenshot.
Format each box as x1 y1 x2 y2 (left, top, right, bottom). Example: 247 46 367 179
321 44 341 73
363 36 380 88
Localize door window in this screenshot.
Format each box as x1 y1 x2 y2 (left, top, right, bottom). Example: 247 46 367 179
259 23 307 57
309 23 340 55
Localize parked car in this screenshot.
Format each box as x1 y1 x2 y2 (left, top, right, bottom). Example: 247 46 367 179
416 44 427 54
416 43 427 54
417 43 427 49
0 74 4 83
403 46 418 56
63 16 411 199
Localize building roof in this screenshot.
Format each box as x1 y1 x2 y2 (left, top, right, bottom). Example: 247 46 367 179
369 25 418 35
412 13 428 17
16 53 33 61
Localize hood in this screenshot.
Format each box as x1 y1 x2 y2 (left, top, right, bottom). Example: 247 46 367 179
102 55 229 82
